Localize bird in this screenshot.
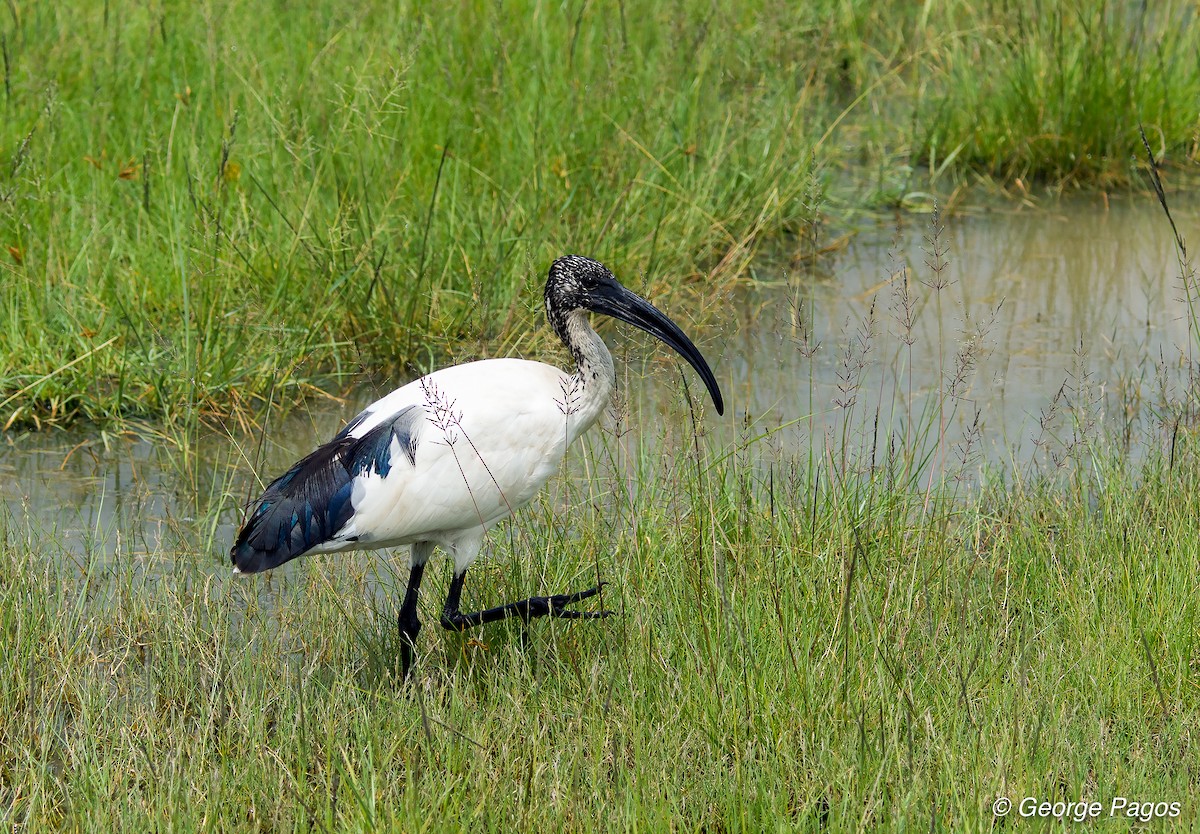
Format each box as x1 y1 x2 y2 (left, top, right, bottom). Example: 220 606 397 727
230 255 724 677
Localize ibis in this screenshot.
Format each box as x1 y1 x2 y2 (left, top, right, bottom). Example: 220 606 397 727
231 255 724 676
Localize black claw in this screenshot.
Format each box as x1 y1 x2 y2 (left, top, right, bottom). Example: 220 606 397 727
441 578 616 630
556 582 607 606
529 584 612 622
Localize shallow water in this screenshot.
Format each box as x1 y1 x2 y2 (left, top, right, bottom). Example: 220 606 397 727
3 195 1197 561
710 196 1198 465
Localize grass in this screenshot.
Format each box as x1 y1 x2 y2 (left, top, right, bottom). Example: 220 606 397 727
2 7 1200 827
0 0 1198 429
0 0 828 430
4 196 1200 830
908 0 1200 188
4 394 1200 830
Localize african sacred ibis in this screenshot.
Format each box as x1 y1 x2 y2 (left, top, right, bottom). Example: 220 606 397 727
231 255 724 677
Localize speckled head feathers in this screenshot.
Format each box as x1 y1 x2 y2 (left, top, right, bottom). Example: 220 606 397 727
544 255 618 332
541 255 725 415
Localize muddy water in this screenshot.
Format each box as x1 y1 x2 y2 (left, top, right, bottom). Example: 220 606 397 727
2 196 1197 561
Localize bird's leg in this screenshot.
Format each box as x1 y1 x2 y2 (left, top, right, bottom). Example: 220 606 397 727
397 560 426 680
439 569 616 631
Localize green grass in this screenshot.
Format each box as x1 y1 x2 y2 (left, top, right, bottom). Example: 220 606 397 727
1 0 1198 429
0 0 829 429
4 400 1200 831
4 194 1200 830
3 5 1200 827
909 0 1200 187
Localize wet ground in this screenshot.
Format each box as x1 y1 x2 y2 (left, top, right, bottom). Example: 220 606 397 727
4 195 1198 562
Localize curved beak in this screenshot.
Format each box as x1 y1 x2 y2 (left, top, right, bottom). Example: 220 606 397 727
587 283 725 416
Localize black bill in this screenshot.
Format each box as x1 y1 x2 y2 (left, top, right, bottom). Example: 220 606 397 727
587 282 725 415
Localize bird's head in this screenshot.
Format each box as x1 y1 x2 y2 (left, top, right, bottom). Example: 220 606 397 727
545 255 724 416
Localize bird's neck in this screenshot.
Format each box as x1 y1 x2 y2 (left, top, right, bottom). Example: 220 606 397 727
559 310 615 438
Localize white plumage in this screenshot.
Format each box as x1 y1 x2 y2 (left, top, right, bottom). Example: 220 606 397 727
319 358 594 572
231 256 723 677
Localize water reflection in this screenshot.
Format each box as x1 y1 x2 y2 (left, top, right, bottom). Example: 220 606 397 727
2 196 1197 559
705 196 1197 466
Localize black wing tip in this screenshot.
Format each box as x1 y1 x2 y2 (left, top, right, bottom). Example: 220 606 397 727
230 539 293 575
230 543 263 575
228 404 423 575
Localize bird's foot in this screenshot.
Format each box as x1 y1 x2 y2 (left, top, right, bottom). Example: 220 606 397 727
527 583 617 622
440 582 616 630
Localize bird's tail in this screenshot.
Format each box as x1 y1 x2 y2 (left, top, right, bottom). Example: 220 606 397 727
229 441 358 574
230 404 422 574
230 534 296 574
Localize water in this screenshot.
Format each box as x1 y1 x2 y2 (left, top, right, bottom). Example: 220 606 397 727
701 196 1199 472
3 196 1197 560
